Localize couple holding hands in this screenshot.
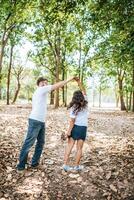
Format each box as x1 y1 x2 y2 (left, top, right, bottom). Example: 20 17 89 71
17 77 88 172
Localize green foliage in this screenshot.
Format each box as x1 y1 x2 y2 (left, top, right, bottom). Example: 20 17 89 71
0 0 133 109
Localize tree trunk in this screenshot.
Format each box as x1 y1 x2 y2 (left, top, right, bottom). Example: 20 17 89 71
62 86 67 107
0 30 10 99
81 66 84 84
62 80 67 107
92 78 95 107
0 39 5 99
54 56 60 108
115 95 119 108
54 24 61 108
12 81 21 103
62 64 67 106
129 90 132 111
99 85 102 107
6 44 14 105
65 84 67 107
27 89 30 102
50 91 54 105
126 91 129 111
115 84 119 107
93 90 95 107
78 35 82 80
50 77 54 105
55 88 59 108
132 64 134 112
118 78 126 110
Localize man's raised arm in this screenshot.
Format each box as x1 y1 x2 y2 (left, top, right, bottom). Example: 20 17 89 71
51 77 74 91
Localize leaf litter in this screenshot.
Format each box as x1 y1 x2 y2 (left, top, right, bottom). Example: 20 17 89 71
0 105 134 200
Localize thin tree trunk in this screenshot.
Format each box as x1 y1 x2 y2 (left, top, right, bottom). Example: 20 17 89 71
12 81 20 104
7 44 14 105
115 94 119 108
50 91 54 105
0 27 13 99
55 87 59 108
78 36 82 80
115 84 119 107
0 34 6 99
65 84 67 107
99 85 102 107
118 78 126 111
62 85 65 105
27 89 30 102
0 12 15 98
54 24 61 108
81 67 84 84
54 56 60 108
62 63 65 106
129 90 132 111
126 91 129 111
50 77 54 105
132 64 134 112
92 78 95 107
62 67 67 107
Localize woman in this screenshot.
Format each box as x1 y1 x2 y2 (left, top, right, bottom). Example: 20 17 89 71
63 78 88 171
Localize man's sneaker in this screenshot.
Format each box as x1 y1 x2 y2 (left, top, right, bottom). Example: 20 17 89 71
73 165 84 171
16 164 25 171
62 165 73 172
31 163 39 168
16 166 25 173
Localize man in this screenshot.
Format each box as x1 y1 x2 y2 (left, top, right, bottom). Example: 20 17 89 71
17 77 75 171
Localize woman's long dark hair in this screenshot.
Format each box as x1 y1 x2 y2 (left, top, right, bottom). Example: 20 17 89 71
67 90 88 114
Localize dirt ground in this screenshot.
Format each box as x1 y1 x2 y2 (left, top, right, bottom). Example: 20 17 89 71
0 105 134 200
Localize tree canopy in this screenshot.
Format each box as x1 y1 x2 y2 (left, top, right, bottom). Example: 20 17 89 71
0 0 134 110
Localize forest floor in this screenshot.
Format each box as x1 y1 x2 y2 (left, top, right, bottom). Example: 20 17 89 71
0 105 134 200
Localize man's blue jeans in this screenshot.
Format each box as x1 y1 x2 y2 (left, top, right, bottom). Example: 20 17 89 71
17 118 45 170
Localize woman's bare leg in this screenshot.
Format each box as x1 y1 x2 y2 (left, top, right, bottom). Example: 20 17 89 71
64 137 75 165
75 139 84 166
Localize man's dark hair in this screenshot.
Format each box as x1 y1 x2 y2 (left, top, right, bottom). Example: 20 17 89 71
37 77 48 86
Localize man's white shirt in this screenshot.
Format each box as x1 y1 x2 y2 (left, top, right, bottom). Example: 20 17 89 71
29 85 52 122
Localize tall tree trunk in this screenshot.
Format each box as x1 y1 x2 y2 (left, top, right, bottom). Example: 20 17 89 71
50 77 54 105
115 84 119 107
118 78 126 110
62 67 67 107
7 44 14 105
12 81 21 104
78 35 82 80
0 33 6 99
54 56 60 108
50 91 54 105
81 66 84 84
27 88 30 102
65 84 67 107
54 24 61 108
126 91 129 111
132 64 134 112
55 83 59 108
99 84 102 107
115 94 119 108
0 27 13 99
129 90 132 111
0 13 14 99
92 78 95 107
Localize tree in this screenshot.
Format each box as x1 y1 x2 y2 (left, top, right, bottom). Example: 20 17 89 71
88 0 134 111
0 0 36 98
12 65 24 104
